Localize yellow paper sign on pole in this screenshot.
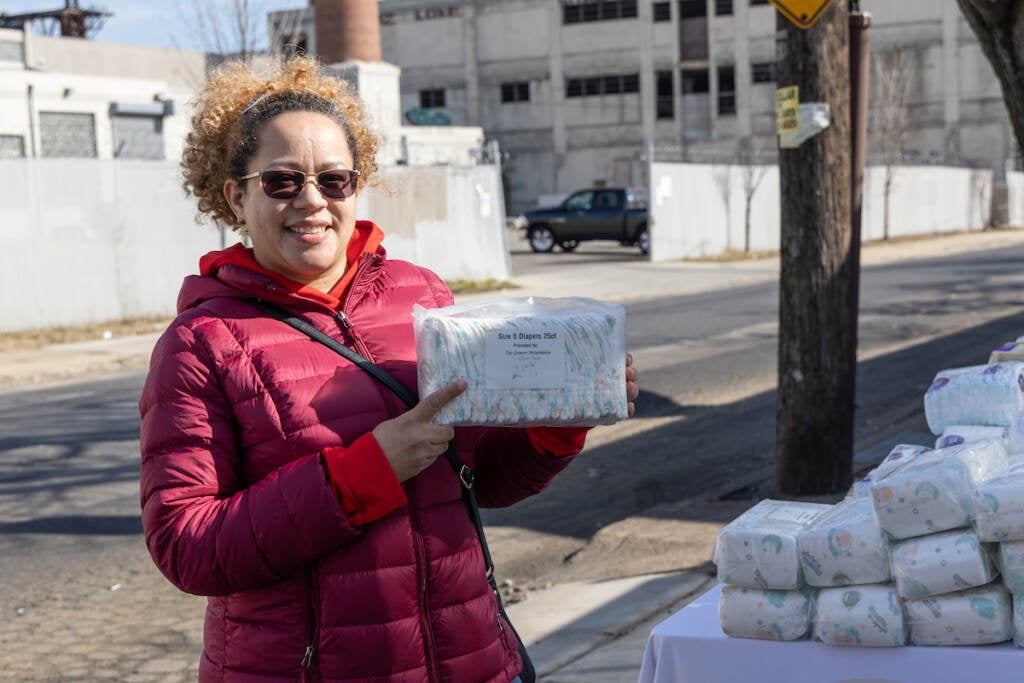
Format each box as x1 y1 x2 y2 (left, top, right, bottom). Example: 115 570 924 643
768 0 836 30
775 86 799 135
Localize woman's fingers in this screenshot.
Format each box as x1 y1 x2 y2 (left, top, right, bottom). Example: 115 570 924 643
373 380 466 482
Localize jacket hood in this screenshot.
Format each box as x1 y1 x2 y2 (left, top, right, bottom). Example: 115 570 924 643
178 220 385 313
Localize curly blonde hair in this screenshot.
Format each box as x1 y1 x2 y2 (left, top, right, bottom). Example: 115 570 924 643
181 55 379 229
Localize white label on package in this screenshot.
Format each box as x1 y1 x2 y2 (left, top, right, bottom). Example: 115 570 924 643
485 329 566 389
764 506 821 525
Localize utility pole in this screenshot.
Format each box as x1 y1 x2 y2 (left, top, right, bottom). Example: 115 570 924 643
773 0 855 495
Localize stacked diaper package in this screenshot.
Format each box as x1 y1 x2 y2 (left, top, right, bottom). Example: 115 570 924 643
412 297 627 426
713 360 1024 649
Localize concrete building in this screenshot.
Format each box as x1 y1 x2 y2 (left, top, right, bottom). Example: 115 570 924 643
0 27 204 160
271 0 1014 214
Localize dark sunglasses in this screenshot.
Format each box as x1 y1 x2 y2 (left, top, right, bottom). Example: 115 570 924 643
239 168 360 200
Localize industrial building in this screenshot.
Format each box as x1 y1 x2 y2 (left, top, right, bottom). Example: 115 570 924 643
271 0 1014 214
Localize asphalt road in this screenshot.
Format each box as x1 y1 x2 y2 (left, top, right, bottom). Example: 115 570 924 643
3 241 1024 679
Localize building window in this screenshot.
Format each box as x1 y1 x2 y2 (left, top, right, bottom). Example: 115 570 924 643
501 81 530 103
752 62 775 83
0 134 25 158
0 40 22 62
563 1 638 24
566 73 642 98
678 0 706 19
681 68 709 94
750 0 770 5
715 0 733 15
278 32 308 58
718 66 736 115
656 71 674 119
39 112 97 157
112 114 165 160
419 88 446 108
653 1 671 21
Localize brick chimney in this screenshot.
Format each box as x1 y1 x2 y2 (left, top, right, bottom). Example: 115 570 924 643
315 0 382 63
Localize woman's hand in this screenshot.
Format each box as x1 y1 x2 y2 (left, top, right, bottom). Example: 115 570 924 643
626 353 639 418
373 380 468 483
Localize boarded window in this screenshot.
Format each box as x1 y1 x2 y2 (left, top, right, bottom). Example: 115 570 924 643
39 112 97 158
112 115 165 159
0 134 25 158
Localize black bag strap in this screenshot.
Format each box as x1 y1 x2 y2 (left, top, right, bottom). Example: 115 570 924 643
247 297 535 682
246 298 493 573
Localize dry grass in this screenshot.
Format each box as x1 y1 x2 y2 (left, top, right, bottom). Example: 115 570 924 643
446 279 518 294
1 279 516 351
0 317 174 352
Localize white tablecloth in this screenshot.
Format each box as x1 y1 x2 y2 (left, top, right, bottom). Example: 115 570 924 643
638 583 1024 683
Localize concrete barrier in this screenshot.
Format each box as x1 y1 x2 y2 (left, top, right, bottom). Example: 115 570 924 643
0 159 508 332
650 162 1003 262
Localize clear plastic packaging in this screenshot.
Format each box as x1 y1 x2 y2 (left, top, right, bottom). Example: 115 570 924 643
972 461 1024 541
904 582 1012 646
997 540 1024 593
412 297 627 426
712 499 831 590
870 439 1008 540
924 362 1024 435
847 443 931 499
936 424 1012 451
718 584 814 641
1014 594 1024 647
796 496 891 587
812 584 906 647
890 529 998 599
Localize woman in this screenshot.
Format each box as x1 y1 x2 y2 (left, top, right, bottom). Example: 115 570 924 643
140 56 639 683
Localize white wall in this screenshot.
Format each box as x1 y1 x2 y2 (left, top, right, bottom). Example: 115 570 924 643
650 162 1001 261
0 159 509 332
0 69 192 160
1007 171 1024 228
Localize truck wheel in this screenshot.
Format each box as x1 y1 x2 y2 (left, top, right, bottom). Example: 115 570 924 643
559 240 579 252
528 226 556 253
636 226 650 255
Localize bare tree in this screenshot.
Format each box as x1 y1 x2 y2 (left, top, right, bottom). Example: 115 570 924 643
957 1 1024 161
872 48 915 240
173 0 310 66
737 136 769 253
713 163 734 251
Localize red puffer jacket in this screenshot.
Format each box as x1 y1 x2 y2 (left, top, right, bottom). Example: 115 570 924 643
139 239 577 682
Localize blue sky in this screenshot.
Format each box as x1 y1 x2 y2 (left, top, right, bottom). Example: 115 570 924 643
2 1 310 51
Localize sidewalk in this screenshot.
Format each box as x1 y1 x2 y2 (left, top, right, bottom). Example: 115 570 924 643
4 228 1024 682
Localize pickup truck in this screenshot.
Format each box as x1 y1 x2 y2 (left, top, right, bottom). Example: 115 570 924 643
514 187 649 255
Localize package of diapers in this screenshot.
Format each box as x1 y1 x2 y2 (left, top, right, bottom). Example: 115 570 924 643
905 582 1012 646
870 439 1008 539
719 584 813 641
713 499 831 589
1014 594 1024 647
997 541 1024 593
891 529 998 599
990 341 1024 365
924 362 1024 435
936 424 1013 451
413 297 627 426
796 496 891 587
972 461 1024 541
812 584 906 647
848 443 931 499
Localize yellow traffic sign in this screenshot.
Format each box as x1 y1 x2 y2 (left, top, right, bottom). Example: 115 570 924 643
768 0 836 29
